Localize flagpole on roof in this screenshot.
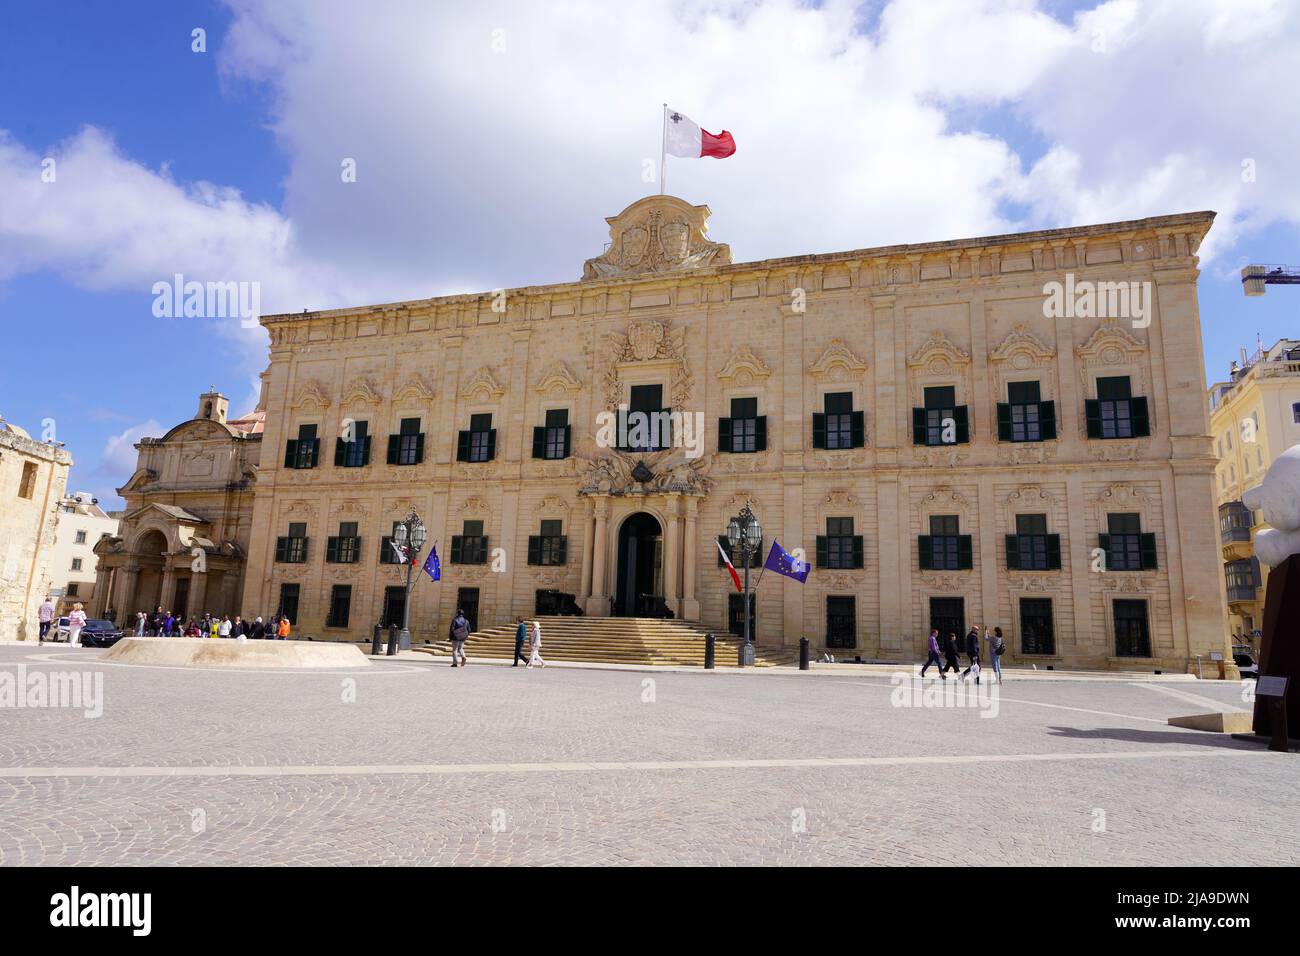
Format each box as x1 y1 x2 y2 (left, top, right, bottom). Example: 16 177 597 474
660 103 667 196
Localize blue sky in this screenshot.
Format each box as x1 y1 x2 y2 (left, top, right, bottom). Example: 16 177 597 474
1 0 1297 507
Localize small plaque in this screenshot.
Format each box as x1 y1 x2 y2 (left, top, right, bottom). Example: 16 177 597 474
1210 651 1224 661
1257 675 1290 698
48 588 66 598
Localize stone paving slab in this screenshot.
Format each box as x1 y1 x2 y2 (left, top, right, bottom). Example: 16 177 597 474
0 644 1291 866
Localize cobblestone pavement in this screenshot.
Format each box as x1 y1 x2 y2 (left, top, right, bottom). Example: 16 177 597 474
0 645 1294 865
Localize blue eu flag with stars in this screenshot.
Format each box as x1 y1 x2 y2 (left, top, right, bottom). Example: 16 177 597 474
422 543 441 582
763 540 809 583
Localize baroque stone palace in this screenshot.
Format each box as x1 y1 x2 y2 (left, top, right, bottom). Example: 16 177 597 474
97 195 1233 674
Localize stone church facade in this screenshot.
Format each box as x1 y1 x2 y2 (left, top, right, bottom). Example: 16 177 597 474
149 195 1228 673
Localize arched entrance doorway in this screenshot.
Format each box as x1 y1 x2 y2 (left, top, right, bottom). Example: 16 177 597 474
131 529 169 616
615 512 664 617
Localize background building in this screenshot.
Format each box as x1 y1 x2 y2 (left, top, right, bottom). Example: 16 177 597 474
1208 337 1300 648
91 390 263 626
227 195 1231 675
48 492 120 614
0 415 72 639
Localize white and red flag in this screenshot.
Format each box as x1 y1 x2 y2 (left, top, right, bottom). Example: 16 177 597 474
664 107 736 159
716 539 743 592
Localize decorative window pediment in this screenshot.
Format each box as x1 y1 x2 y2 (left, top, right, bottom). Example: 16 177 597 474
341 376 383 406
717 347 773 386
291 381 331 410
990 324 1056 370
907 332 971 373
1075 318 1147 367
535 361 583 395
460 366 506 400
393 374 435 404
808 339 868 382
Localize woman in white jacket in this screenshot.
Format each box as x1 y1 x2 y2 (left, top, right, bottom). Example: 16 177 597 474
68 603 87 647
527 619 546 669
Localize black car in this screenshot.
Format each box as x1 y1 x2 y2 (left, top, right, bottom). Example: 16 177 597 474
78 619 125 648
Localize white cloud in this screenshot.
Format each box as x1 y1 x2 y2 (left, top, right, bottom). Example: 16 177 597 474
101 419 164 479
0 0 1297 361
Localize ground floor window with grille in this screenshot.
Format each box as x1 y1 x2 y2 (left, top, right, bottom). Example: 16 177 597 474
1113 599 1151 657
277 583 300 625
1019 598 1055 655
826 596 856 648
326 585 352 628
728 592 756 637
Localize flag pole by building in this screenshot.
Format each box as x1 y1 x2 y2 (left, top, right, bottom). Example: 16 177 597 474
660 103 668 195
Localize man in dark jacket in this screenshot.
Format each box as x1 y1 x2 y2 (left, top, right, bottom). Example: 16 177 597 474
513 616 529 667
941 632 961 675
961 626 982 683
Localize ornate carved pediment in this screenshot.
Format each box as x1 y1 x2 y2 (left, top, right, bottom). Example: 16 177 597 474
291 381 331 410
1075 318 1147 366
393 374 435 403
282 500 317 518
907 332 971 372
582 195 731 280
604 318 693 411
718 347 773 386
822 489 859 509
460 366 506 400
808 339 868 382
458 496 490 516
535 361 583 395
341 376 383 405
990 324 1056 370
535 495 571 518
578 448 712 496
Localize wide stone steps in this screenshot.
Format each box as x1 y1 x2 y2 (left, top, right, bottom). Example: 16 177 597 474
413 616 796 668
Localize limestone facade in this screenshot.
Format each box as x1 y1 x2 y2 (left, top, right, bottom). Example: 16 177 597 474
230 195 1231 674
91 390 262 626
0 417 71 639
1208 338 1300 647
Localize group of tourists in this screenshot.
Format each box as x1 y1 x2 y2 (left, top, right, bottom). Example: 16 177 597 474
128 606 292 641
921 624 1005 684
445 608 545 668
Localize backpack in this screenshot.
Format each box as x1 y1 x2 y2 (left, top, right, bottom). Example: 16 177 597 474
995 641 1005 656
452 617 470 640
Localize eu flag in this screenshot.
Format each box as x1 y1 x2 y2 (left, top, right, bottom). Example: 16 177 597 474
763 540 809 582
422 543 441 582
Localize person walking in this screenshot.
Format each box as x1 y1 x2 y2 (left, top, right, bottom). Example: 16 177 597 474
921 628 945 679
67 603 87 647
37 596 55 643
961 625 982 683
150 606 165 636
527 618 546 669
941 631 961 676
987 626 1005 684
448 608 470 667
512 616 530 667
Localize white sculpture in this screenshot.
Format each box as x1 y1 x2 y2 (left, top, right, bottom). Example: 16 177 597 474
1241 444 1300 568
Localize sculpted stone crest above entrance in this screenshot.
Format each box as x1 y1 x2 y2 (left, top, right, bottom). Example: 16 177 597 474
582 195 731 280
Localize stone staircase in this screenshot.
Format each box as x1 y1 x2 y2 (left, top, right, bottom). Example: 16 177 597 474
413 616 797 668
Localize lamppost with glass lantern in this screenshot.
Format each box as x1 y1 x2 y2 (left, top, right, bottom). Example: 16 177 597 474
727 503 763 666
390 509 427 654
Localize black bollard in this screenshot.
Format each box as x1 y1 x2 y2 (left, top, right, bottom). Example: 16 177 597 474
704 632 715 669
386 624 399 657
799 637 810 671
372 622 383 656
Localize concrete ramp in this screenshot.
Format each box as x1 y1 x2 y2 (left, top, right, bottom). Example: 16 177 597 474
1167 711 1253 733
101 637 370 669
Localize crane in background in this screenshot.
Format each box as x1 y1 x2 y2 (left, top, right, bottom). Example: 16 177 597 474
1242 264 1300 296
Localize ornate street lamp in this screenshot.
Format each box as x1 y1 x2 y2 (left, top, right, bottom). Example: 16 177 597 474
727 503 763 666
390 509 427 654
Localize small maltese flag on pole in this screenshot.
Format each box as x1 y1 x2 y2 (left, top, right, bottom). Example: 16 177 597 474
664 106 737 159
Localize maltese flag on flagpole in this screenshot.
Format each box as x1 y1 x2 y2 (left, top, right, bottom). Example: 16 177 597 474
664 107 736 159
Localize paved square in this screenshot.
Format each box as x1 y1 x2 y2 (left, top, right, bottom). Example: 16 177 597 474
0 645 1295 866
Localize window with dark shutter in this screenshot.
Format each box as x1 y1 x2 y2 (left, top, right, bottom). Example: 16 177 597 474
534 408 570 460
276 522 309 564
927 515 966 570
1104 513 1149 570
621 384 669 452
918 386 968 445
822 392 859 449
724 397 762 453
453 520 488 564
1003 382 1044 442
529 518 567 566
1008 513 1056 570
1091 376 1150 439
336 420 370 468
390 417 424 466
287 424 319 469
825 517 860 569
